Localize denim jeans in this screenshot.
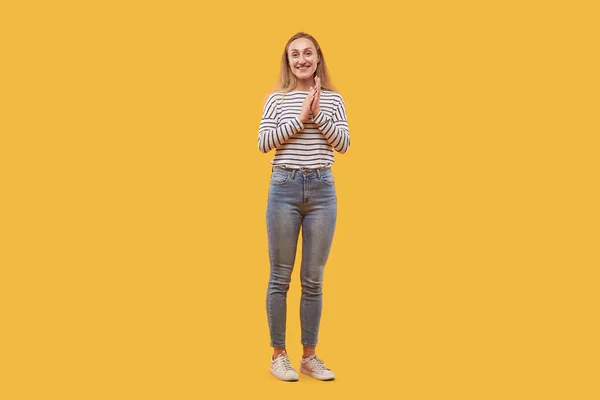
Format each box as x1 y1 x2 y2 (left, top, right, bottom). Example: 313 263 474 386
266 166 337 348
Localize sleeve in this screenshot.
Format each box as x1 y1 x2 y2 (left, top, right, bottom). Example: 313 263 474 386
257 93 305 153
312 93 350 154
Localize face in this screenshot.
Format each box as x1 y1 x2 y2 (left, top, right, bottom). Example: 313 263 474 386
287 37 319 81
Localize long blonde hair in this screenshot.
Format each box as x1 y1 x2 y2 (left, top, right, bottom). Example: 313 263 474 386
276 32 336 93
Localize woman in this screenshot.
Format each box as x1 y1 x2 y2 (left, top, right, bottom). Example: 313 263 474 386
258 32 350 382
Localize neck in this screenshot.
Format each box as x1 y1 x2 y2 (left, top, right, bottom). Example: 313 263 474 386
294 77 314 91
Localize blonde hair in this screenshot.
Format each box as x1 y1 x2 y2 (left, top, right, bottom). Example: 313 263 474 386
275 32 336 93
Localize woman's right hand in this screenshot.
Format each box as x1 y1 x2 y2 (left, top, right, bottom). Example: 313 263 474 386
299 88 315 124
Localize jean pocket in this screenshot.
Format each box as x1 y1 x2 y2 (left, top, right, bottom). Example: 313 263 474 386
270 171 289 186
320 172 335 185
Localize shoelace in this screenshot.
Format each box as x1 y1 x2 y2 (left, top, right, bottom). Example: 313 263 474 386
306 355 328 371
276 355 294 372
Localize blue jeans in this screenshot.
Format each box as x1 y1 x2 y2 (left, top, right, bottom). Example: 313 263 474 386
266 166 337 348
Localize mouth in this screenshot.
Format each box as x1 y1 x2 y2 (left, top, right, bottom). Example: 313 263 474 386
297 66 310 71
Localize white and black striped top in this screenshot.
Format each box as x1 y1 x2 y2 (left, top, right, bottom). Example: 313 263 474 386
258 90 350 169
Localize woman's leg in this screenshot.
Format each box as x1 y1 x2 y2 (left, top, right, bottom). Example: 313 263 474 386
266 171 303 353
299 170 337 350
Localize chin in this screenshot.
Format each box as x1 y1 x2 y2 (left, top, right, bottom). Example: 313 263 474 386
296 72 314 80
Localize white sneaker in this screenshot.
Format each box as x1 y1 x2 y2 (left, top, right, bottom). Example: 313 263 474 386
300 354 336 381
270 352 299 381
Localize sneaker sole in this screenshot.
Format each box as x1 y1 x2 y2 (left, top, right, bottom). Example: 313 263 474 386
300 366 335 381
270 369 299 382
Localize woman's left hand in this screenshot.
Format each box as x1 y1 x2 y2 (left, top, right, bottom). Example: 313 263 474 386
311 76 321 117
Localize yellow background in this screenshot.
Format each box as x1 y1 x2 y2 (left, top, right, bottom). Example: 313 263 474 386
1 0 598 399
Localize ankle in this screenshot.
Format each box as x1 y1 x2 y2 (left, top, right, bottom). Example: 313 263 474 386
273 348 287 359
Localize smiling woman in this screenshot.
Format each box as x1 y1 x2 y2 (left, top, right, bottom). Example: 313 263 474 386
277 33 336 93
258 32 350 383
259 33 350 167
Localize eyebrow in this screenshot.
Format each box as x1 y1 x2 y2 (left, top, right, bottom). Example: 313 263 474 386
289 47 315 52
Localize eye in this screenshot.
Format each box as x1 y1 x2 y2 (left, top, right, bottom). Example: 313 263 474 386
306 52 312 56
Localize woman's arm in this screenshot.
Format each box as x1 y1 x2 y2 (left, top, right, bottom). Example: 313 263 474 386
312 94 350 154
258 93 304 153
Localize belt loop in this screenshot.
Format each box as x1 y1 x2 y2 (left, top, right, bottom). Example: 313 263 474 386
316 169 321 180
291 169 296 180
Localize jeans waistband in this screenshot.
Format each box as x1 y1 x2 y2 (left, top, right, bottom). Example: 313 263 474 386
272 165 332 180
272 165 331 172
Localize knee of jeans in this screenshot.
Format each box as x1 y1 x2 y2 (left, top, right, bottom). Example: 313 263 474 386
301 277 323 296
269 275 292 291
270 282 290 293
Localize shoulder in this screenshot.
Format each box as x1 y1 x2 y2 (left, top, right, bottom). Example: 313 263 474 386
321 89 344 101
322 90 346 108
263 90 285 104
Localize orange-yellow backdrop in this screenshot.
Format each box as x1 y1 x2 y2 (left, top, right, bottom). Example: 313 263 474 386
1 1 598 399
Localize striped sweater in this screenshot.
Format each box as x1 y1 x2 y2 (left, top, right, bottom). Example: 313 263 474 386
258 90 350 169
